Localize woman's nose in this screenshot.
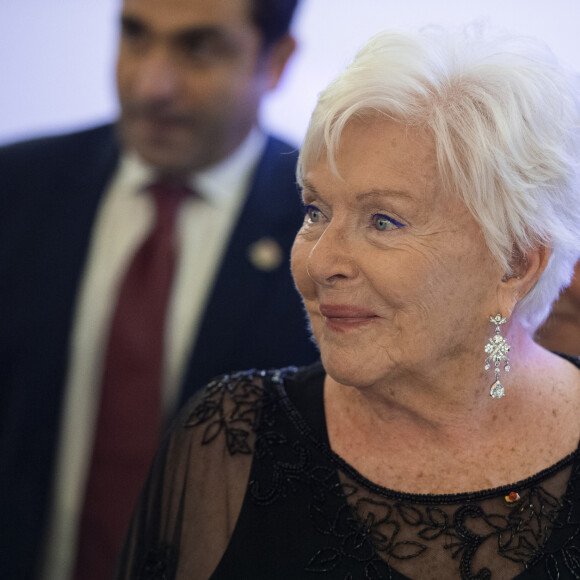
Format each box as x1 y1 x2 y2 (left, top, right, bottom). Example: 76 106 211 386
306 224 359 287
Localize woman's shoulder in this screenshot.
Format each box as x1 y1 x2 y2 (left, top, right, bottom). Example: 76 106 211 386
171 365 317 454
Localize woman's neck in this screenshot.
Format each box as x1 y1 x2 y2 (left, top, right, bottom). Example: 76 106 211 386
323 326 580 493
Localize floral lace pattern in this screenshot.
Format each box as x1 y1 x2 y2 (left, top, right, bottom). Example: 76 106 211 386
138 366 580 579
138 544 177 580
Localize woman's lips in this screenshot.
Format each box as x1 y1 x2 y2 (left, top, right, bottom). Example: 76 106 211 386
319 304 378 332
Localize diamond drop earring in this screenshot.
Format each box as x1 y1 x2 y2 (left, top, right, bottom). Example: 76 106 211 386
484 314 511 398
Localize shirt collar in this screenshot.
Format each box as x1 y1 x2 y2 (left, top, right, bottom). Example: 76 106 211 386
194 127 267 206
117 128 267 207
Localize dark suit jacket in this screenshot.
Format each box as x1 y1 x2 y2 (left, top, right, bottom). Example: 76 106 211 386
0 124 318 579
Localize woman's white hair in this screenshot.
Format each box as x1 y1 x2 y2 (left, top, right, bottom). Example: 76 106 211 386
298 24 580 332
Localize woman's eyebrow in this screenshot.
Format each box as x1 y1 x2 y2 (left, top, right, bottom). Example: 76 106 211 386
301 181 414 206
355 189 413 203
300 179 318 194
300 179 324 201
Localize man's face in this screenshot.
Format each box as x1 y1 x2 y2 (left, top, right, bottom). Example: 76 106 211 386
116 0 291 175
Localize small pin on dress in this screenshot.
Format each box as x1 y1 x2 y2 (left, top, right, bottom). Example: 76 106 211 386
504 491 521 505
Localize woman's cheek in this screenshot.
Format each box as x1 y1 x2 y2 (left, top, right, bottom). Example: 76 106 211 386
291 235 316 300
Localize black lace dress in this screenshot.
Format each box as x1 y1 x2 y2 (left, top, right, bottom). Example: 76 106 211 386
116 360 580 579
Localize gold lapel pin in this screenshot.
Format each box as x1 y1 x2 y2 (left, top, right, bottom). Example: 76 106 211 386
247 237 284 272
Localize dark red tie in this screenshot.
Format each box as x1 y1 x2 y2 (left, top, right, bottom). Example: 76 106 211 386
74 181 188 580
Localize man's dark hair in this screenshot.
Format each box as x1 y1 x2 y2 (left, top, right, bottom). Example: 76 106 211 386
250 0 300 46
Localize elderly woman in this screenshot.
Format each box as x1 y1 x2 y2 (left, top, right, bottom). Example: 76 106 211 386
116 26 580 579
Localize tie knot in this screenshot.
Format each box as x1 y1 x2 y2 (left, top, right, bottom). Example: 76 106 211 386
148 180 193 198
147 180 193 228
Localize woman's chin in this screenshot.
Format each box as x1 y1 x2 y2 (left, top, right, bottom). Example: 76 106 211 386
321 351 381 389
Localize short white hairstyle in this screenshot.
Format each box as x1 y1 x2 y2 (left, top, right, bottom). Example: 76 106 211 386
298 25 580 332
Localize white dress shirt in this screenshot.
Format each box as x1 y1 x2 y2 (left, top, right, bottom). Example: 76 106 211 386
40 128 267 580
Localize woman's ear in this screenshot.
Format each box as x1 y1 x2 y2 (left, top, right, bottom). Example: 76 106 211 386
498 245 550 313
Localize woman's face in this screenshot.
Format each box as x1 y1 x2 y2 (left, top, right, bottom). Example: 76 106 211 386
291 118 505 389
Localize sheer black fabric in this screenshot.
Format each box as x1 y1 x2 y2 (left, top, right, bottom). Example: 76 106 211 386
116 360 580 579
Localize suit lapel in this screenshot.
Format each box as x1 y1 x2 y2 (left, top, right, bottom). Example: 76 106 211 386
179 136 303 402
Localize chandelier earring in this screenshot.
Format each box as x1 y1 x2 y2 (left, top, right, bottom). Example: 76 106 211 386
484 314 511 399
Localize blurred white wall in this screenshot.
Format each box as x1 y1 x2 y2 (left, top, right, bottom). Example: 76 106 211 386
1 0 579 146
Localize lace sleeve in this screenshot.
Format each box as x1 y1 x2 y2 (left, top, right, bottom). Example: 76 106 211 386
115 371 264 580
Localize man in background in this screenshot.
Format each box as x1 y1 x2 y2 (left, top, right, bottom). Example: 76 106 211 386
0 0 317 578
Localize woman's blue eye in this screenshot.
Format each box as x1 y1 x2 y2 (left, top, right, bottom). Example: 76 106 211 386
371 213 405 231
305 205 323 223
